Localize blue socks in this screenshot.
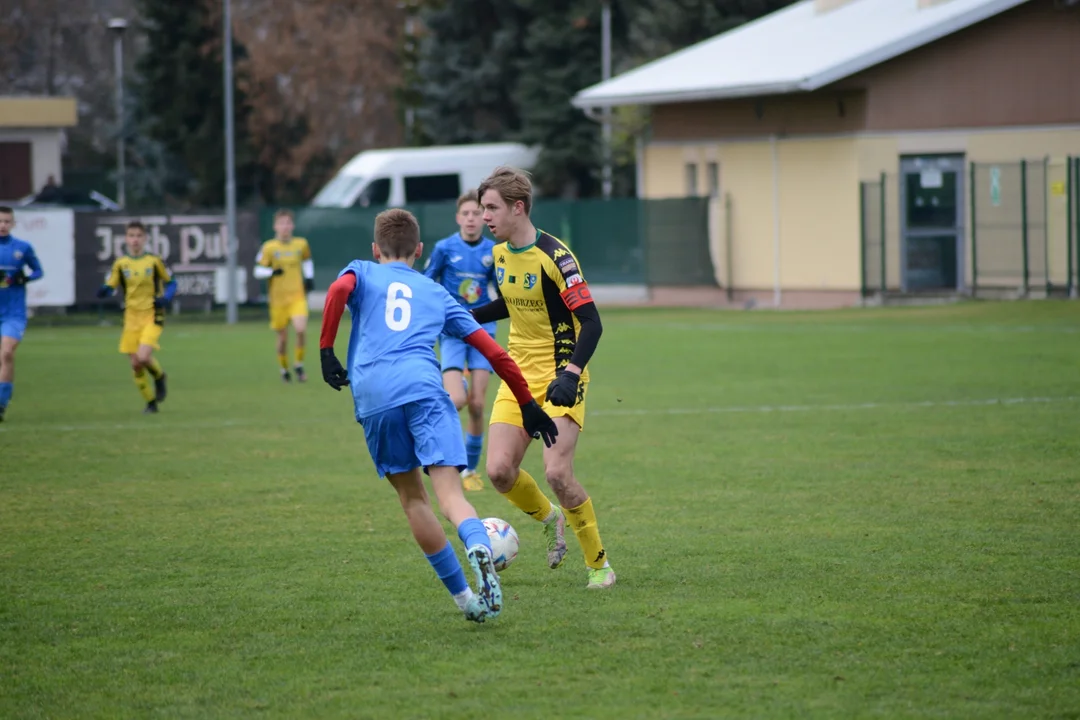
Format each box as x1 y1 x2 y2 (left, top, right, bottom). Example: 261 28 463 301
457 517 491 552
425 542 468 596
0 381 12 409
465 433 483 472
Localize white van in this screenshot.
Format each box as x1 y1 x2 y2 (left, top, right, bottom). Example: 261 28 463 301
310 142 540 208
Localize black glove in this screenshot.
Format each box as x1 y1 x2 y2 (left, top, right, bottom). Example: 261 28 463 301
9 270 26 286
272 267 284 276
96 285 112 299
520 400 558 448
303 278 314 292
153 297 168 309
545 369 581 408
320 347 349 391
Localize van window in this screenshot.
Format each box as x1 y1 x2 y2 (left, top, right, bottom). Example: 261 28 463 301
405 174 460 203
354 177 391 207
311 175 366 207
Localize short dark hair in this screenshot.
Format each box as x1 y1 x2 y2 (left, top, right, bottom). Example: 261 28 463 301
456 190 479 210
374 208 420 259
126 220 146 233
0 206 13 216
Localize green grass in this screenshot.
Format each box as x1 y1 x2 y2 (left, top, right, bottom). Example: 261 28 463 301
3 300 1079 719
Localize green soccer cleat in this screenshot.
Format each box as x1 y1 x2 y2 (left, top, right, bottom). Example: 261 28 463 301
466 544 502 619
543 507 568 569
586 566 617 590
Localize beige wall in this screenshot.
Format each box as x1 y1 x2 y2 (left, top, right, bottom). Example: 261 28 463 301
644 137 861 293
0 129 65 191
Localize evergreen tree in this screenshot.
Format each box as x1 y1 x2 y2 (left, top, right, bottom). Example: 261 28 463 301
133 0 256 207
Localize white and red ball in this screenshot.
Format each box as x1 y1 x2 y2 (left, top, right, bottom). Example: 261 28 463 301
482 517 519 571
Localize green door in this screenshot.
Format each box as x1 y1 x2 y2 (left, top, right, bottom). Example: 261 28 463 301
900 155 965 291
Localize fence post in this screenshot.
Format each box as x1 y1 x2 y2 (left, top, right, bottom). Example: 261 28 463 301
970 162 978 296
1044 157 1051 294
1021 159 1029 297
879 172 886 292
1069 156 1075 298
859 182 867 297
724 192 734 301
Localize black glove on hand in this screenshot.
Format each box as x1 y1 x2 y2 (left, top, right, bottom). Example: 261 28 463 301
303 278 314 292
153 297 167 309
272 267 284 276
320 347 349 391
520 400 558 448
545 369 581 408
9 270 26 286
95 285 112 299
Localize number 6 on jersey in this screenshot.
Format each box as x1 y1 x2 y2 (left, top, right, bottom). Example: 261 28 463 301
385 281 412 331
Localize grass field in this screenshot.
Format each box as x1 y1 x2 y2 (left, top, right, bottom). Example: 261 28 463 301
3 301 1079 719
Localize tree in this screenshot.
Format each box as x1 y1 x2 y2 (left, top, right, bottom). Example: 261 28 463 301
134 0 257 207
413 0 527 146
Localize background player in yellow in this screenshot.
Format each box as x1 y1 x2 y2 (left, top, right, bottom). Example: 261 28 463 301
471 166 615 590
95 221 176 414
254 209 314 382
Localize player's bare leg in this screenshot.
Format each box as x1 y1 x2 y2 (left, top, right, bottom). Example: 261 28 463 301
442 370 467 411
291 314 308 381
387 468 488 622
542 417 614 589
429 465 501 617
275 328 291 382
459 369 490 491
0 336 19 420
487 422 567 568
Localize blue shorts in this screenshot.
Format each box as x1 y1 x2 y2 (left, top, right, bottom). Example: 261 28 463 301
439 325 497 373
359 395 467 478
0 315 26 342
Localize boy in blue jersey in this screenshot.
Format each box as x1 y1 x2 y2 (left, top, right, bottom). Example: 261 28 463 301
423 190 499 491
0 207 45 422
318 208 558 623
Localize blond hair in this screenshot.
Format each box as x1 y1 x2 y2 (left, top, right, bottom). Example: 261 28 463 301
374 208 420 258
478 166 533 215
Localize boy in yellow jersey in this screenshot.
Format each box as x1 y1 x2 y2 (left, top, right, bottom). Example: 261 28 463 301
471 166 615 590
96 221 176 414
253 209 314 382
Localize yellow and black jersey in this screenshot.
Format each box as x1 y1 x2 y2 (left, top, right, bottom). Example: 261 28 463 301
257 237 311 306
492 230 593 382
106 253 172 320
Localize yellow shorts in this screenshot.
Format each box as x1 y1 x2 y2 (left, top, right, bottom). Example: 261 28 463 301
269 298 308 331
490 370 588 431
119 317 163 354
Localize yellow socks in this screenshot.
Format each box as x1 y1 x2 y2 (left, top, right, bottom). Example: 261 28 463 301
295 346 305 366
277 353 289 370
564 497 607 569
133 369 156 403
144 357 164 380
501 469 554 521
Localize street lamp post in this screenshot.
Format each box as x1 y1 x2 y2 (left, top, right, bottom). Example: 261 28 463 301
223 0 239 324
601 0 612 199
108 18 127 208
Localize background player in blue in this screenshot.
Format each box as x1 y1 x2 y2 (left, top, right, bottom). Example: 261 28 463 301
423 190 498 491
318 208 557 623
0 206 44 422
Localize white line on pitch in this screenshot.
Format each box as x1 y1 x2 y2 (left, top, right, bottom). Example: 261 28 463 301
1 395 1076 434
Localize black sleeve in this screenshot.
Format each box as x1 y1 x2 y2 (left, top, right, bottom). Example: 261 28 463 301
471 298 510 324
568 301 602 371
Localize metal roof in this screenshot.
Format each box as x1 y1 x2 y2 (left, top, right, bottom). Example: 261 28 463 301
572 0 1029 109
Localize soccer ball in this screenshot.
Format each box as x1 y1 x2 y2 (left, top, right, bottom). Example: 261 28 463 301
482 517 519 572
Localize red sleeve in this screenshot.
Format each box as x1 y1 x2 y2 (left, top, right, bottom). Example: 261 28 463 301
464 329 533 405
319 273 357 350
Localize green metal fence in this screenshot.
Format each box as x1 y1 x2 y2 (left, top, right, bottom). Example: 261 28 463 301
860 156 1079 298
260 197 716 292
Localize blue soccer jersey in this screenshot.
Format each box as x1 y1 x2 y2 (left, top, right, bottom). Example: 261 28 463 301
423 233 498 314
339 260 482 420
0 235 43 339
